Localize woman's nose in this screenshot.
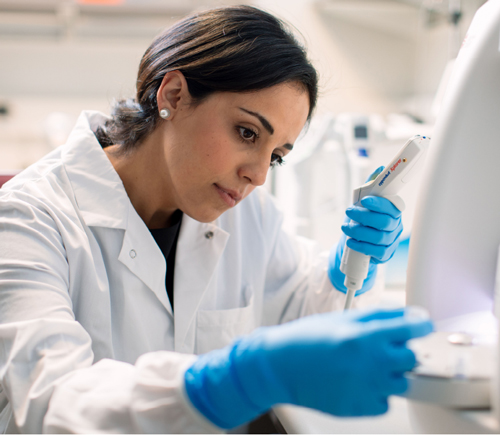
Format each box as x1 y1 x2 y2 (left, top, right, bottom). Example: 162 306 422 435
239 157 269 186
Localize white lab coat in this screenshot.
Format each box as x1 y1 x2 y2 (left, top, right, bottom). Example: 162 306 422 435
0 111 380 433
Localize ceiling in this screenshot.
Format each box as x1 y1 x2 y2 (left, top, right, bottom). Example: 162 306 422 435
0 0 247 40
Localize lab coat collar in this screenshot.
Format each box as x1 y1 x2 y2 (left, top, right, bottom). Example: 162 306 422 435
61 111 232 324
62 111 173 314
118 200 171 315
62 111 128 230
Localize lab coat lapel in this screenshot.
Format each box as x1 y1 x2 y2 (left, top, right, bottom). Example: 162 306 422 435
62 111 172 315
118 202 171 316
62 111 128 230
174 215 229 353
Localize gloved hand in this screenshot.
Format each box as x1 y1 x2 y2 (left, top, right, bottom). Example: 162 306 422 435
328 166 404 294
343 195 404 264
184 307 433 429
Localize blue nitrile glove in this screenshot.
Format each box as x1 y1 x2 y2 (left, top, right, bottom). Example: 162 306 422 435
328 166 404 294
184 307 433 430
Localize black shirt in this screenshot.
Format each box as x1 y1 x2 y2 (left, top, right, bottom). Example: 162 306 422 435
149 210 183 313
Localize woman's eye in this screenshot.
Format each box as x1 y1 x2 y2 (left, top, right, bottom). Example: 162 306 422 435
270 153 285 168
238 127 259 143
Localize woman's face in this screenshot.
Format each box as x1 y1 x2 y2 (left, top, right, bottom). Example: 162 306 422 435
160 82 310 223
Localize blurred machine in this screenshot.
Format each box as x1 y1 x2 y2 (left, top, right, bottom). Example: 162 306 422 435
272 113 349 249
272 111 428 256
273 113 379 248
405 1 500 432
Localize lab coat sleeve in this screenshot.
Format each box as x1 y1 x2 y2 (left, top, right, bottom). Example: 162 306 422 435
0 191 221 434
43 352 220 434
256 189 383 326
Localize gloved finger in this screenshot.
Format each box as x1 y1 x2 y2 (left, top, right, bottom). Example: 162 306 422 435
365 166 385 183
353 307 406 323
385 346 418 373
368 239 400 264
360 196 403 219
361 398 389 416
336 390 389 417
330 395 388 418
384 375 409 396
371 317 434 344
346 234 401 263
345 206 401 232
342 220 403 246
370 364 409 396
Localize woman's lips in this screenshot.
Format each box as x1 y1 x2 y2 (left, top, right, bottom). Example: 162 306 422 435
214 184 242 207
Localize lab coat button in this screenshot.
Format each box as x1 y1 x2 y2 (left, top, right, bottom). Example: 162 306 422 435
129 249 137 259
205 231 214 239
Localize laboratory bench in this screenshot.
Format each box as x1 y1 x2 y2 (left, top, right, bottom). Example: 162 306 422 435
274 396 412 434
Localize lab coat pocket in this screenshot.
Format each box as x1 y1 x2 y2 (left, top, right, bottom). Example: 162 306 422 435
196 291 255 355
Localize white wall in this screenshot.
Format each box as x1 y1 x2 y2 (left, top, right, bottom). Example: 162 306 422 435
0 96 111 170
0 32 154 169
0 0 488 172
0 15 166 169
255 0 486 120
0 0 228 169
410 0 487 121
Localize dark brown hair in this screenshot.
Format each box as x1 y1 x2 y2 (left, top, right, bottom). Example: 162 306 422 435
96 5 318 151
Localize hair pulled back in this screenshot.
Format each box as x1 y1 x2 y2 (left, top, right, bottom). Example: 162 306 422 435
96 5 318 151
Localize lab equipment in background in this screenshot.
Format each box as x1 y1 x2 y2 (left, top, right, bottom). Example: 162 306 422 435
337 114 372 193
405 331 495 408
272 113 349 248
448 0 463 59
405 1 500 432
341 135 430 310
385 235 410 287
431 0 464 120
273 112 392 251
333 113 386 194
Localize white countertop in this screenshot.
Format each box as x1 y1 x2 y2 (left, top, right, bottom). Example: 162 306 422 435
274 396 413 434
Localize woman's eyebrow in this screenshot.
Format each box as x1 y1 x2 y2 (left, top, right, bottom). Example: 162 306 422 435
239 108 274 135
238 107 294 150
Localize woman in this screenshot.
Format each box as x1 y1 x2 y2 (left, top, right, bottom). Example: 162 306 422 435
0 5 431 433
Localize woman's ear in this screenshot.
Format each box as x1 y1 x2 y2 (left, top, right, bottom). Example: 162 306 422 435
156 70 190 119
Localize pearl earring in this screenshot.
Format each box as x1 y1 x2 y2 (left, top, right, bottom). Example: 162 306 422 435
159 108 171 119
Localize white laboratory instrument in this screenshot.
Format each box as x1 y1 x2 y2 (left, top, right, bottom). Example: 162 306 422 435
272 114 351 250
405 0 500 432
341 135 430 310
406 331 495 408
333 113 385 193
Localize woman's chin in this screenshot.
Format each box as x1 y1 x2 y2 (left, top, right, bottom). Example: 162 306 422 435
184 207 227 224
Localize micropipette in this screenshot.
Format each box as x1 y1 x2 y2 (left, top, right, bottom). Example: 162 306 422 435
341 134 430 310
